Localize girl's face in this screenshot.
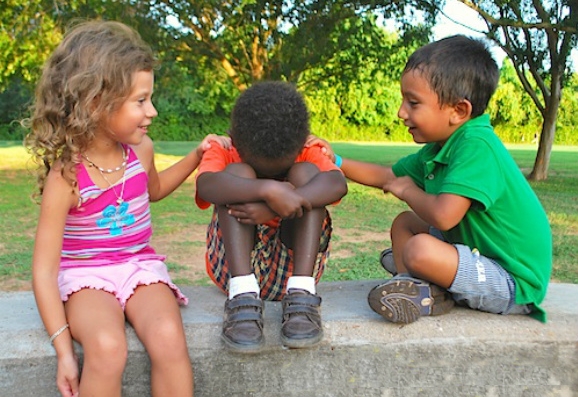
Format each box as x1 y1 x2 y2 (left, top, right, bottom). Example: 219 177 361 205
107 70 157 145
397 70 457 146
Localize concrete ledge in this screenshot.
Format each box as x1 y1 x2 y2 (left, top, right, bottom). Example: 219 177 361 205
1 280 577 397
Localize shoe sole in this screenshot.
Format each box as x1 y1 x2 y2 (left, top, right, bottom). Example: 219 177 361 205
281 330 324 349
367 279 454 324
221 333 265 354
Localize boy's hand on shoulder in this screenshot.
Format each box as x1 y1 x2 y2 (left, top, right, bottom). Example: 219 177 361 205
305 134 334 161
264 180 312 219
227 202 276 225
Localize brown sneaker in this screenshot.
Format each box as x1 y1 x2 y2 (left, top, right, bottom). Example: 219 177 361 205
367 275 454 324
281 289 323 349
379 248 398 276
222 292 264 353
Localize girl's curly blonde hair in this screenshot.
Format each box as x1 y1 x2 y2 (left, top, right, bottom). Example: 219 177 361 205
23 20 157 196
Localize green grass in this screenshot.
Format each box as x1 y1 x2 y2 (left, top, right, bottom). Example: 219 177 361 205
1 140 576 289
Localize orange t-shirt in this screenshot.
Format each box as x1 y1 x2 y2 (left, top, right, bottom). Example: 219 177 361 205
195 143 342 210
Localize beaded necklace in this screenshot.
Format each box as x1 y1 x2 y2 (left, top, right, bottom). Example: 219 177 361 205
82 145 128 205
82 146 128 174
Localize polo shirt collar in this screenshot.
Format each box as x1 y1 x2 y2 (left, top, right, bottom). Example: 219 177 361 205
430 114 491 166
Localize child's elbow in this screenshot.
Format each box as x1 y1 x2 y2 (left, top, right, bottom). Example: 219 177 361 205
195 174 211 201
196 173 224 204
338 178 348 198
331 171 348 198
431 214 461 232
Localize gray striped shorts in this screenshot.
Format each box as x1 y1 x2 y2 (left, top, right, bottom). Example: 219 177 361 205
430 228 532 315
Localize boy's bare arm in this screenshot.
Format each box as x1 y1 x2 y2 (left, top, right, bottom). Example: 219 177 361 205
197 171 312 218
295 170 348 208
340 158 395 189
197 171 274 205
386 176 471 231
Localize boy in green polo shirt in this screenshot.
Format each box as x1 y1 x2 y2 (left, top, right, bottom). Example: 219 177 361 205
333 35 552 323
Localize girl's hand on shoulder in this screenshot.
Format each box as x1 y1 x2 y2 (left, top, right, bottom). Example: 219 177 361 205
305 134 335 161
196 134 232 157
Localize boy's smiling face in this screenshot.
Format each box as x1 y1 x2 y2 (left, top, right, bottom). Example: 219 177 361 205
397 70 460 146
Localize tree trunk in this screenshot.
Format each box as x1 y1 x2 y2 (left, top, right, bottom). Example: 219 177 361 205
528 95 560 181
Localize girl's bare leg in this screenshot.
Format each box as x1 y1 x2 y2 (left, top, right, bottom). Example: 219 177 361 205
125 283 193 397
65 289 128 397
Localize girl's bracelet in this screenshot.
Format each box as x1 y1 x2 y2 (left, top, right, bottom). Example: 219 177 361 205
49 323 70 344
334 154 343 168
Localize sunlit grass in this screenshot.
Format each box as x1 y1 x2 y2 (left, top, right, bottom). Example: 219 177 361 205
1 140 576 288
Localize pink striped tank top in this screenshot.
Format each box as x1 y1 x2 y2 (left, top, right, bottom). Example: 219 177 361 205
60 145 164 268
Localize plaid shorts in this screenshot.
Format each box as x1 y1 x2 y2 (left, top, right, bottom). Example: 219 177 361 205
205 208 332 301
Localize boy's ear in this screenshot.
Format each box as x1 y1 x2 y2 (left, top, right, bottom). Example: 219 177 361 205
450 99 473 125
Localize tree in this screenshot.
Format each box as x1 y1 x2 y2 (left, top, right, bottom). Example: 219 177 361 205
488 59 542 142
149 0 433 91
302 16 427 140
440 0 577 180
0 0 63 89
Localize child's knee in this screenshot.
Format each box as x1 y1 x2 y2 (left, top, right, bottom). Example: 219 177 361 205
84 331 128 373
402 234 442 271
287 162 320 186
391 211 428 235
145 322 189 362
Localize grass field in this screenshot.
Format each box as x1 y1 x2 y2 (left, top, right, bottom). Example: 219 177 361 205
0 140 576 290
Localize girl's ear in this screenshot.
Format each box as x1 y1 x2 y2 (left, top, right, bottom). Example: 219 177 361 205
450 99 472 125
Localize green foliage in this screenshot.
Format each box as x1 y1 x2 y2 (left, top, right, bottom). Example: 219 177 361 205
555 73 578 145
488 61 578 145
0 78 32 139
489 63 542 143
0 0 63 88
301 16 426 142
1 0 577 146
151 0 436 88
151 62 234 140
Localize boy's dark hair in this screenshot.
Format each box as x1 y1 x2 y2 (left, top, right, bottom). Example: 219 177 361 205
403 35 499 118
230 81 310 160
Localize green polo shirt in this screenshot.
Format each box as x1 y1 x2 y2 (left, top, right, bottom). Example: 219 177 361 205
392 115 552 322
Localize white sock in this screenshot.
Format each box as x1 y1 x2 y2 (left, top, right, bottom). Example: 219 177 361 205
286 276 316 295
229 274 260 299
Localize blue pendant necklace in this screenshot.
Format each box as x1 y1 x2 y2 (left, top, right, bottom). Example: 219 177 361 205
84 146 135 236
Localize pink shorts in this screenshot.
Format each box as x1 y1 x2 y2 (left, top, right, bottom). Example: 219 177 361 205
58 258 188 310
